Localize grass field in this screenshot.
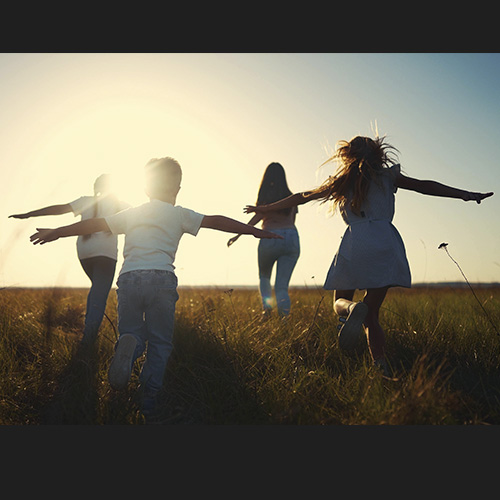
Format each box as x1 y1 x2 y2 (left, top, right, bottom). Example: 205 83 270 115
1 285 499 425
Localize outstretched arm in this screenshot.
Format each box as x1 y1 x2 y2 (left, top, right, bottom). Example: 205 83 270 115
396 173 494 204
201 215 283 240
227 213 263 247
244 187 329 215
30 218 109 245
10 204 73 219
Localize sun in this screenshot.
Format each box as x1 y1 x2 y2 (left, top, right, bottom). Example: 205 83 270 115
105 168 149 208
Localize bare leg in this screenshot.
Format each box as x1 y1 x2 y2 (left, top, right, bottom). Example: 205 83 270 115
362 287 389 362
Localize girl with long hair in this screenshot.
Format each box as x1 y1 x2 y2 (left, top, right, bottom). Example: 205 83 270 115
228 162 300 318
245 136 493 374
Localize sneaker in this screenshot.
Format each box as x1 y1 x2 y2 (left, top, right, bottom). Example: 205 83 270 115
338 301 368 351
108 334 137 390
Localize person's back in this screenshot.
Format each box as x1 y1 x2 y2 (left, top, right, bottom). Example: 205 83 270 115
261 205 297 230
72 194 128 261
255 162 300 317
341 165 399 226
106 199 203 275
103 157 282 419
103 158 204 414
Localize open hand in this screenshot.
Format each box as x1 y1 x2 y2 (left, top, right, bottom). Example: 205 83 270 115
30 228 59 245
463 191 494 204
227 235 240 247
244 205 259 214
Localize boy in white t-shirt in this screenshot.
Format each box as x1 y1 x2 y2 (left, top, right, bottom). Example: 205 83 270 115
30 157 283 419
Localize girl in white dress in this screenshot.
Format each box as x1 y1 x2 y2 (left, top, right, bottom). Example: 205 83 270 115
245 136 493 374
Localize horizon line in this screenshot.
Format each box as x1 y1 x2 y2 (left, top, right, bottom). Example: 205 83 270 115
2 281 500 291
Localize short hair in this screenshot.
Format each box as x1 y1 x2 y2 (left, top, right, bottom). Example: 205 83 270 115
144 157 182 196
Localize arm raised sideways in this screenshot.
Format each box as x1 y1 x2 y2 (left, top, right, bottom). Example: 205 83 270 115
10 204 73 219
395 173 494 204
244 187 329 215
30 214 283 246
30 218 109 245
226 213 263 247
201 215 283 240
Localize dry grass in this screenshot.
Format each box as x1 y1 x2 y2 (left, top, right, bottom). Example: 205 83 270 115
1 285 499 424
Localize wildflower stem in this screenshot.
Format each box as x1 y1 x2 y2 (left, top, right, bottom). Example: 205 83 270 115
442 246 500 336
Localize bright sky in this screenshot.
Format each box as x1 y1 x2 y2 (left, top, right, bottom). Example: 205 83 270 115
1 53 499 289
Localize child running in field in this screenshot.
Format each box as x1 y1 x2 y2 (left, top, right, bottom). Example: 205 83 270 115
227 162 300 318
30 157 283 420
10 174 130 346
244 135 494 375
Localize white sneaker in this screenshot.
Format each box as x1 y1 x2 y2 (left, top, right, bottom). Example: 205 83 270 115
108 334 137 390
338 302 368 351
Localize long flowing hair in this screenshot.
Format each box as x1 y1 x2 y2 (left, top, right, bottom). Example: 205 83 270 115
312 135 399 216
256 162 295 215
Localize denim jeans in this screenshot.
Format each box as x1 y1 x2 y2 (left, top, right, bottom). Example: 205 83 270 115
116 269 179 394
258 227 300 316
80 257 117 344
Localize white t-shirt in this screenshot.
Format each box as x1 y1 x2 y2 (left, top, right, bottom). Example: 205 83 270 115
104 199 204 277
70 196 130 261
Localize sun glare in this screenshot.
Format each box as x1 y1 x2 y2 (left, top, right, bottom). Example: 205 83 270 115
111 169 148 208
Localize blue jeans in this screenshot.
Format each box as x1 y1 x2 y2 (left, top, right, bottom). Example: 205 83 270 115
80 257 117 344
258 227 300 316
116 269 179 394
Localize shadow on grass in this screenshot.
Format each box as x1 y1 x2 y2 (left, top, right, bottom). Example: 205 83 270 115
41 342 102 424
155 319 270 425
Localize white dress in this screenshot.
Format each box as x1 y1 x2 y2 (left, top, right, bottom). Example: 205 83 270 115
323 164 411 291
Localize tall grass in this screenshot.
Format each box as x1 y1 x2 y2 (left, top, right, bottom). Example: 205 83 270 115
0 285 499 424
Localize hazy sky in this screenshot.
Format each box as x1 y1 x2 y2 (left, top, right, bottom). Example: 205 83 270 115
1 53 499 289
